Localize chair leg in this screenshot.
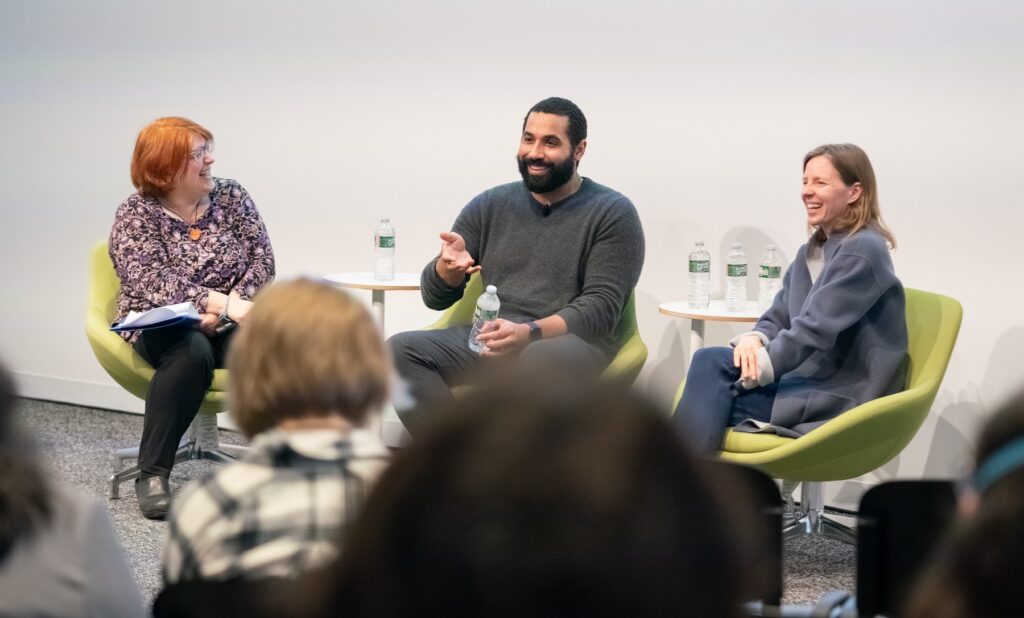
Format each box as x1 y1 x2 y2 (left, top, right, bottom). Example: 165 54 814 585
108 414 248 500
189 412 247 464
110 466 142 499
781 481 856 545
217 443 249 458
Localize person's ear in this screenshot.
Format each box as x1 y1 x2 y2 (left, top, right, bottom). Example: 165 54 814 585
574 139 587 163
847 182 863 204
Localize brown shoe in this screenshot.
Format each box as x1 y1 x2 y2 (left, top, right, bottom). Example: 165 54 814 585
136 475 171 520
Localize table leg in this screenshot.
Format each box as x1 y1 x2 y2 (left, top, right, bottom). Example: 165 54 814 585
689 319 705 363
371 290 385 332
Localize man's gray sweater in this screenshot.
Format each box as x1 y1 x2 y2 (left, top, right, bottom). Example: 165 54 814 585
420 178 645 357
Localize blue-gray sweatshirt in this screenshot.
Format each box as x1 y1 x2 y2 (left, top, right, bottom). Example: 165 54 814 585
420 178 645 357
737 228 908 437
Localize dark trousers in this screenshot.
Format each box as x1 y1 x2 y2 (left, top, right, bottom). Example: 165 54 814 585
389 326 608 433
133 327 233 477
671 346 777 455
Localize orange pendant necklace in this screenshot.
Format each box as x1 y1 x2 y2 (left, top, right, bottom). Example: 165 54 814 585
158 197 204 240
188 199 202 240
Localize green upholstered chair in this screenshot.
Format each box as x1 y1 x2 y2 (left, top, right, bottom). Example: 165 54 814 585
672 288 962 543
425 273 648 383
86 241 244 499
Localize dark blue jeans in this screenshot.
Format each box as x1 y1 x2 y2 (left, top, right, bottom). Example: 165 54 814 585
671 346 777 455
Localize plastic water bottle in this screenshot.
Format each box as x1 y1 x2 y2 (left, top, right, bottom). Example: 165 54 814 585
468 285 500 354
687 241 711 309
758 244 783 311
374 218 395 280
725 242 748 312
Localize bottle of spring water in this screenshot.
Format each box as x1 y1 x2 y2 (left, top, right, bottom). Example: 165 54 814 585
468 285 500 354
758 244 782 311
725 242 748 312
687 241 711 309
374 218 395 281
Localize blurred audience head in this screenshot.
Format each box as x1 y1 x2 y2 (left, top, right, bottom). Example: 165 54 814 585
0 358 51 561
317 367 747 618
228 278 390 438
906 390 1024 618
131 116 214 198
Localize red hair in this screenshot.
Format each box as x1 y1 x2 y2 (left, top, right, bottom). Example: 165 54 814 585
130 117 213 198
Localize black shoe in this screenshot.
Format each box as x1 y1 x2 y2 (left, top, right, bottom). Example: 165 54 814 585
136 475 171 520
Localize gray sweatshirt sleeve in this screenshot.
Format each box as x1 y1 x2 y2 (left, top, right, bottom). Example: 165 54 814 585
554 197 645 339
754 261 794 340
419 196 483 311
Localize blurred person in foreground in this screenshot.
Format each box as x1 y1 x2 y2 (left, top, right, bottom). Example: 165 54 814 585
161 278 390 584
0 360 144 617
109 116 275 518
905 391 1024 618
309 368 750 618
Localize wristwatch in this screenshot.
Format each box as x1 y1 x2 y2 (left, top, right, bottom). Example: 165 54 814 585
526 320 543 342
216 294 236 334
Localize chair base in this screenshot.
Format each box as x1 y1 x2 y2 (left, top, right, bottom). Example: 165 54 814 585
781 481 856 545
109 413 247 499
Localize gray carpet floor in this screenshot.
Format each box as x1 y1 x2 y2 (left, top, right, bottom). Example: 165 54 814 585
13 397 853 609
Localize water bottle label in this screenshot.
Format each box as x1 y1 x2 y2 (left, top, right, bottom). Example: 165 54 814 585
727 264 747 277
377 235 395 249
689 260 710 273
474 307 498 322
759 265 781 278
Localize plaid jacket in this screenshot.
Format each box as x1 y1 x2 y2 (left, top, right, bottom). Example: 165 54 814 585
162 427 389 583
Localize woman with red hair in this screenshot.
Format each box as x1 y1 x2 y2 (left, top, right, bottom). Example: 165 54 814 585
109 117 275 519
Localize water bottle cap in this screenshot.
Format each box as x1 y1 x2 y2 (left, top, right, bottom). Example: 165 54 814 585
486 285 497 294
730 242 742 249
766 244 776 250
381 217 390 222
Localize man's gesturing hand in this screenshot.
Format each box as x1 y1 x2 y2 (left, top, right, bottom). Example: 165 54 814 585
436 231 482 287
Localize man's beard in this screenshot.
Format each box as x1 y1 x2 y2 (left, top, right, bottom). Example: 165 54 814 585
517 154 576 194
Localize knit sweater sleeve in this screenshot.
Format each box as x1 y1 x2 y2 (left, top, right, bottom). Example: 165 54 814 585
554 196 645 339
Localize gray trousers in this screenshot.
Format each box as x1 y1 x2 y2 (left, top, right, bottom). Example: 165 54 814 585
388 325 608 433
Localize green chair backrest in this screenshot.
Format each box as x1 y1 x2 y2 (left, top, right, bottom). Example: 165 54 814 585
86 241 227 411
903 288 962 390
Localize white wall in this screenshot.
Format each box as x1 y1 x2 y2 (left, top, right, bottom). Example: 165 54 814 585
2 0 1021 506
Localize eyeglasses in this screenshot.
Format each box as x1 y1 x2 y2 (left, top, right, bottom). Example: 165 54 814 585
187 142 214 162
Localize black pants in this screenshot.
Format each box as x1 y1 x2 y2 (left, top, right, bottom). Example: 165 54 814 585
388 325 608 434
133 327 234 477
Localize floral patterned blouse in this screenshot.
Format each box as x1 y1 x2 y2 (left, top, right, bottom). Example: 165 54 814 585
109 178 275 343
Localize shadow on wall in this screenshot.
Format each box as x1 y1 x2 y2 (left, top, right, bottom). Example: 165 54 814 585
920 387 982 478
916 326 1024 478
